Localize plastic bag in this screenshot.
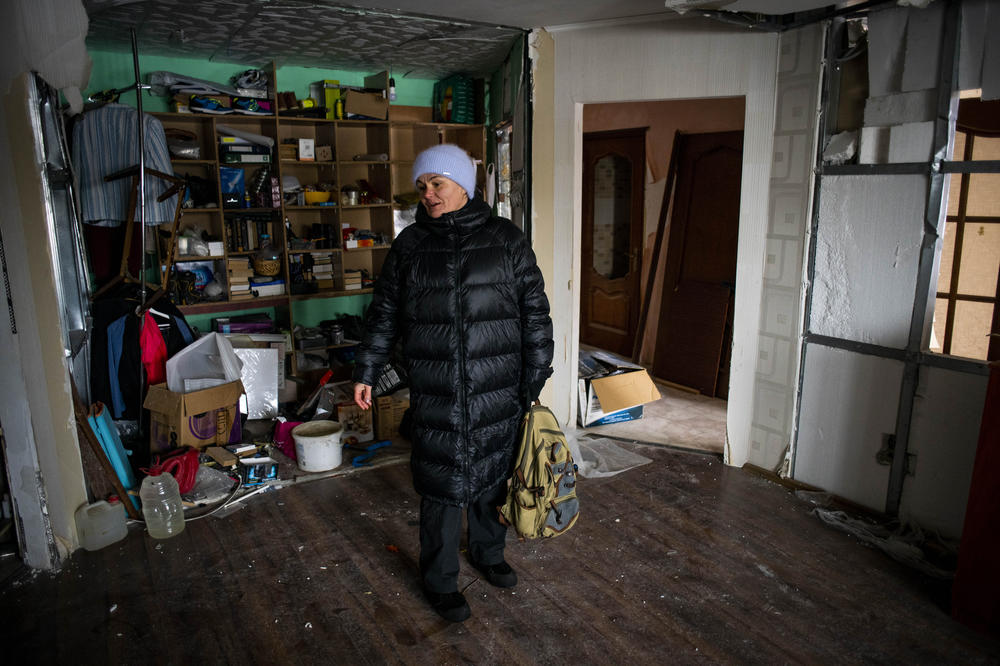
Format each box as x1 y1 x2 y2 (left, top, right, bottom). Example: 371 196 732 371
183 465 238 504
166 332 243 393
564 427 652 479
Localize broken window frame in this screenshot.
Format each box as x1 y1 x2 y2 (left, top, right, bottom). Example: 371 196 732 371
931 96 1000 362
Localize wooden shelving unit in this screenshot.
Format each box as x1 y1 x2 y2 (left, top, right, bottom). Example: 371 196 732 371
151 73 486 379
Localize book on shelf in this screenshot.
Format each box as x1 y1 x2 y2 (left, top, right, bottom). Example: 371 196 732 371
221 153 270 164
252 285 286 297
219 144 271 155
230 282 251 292
249 278 286 297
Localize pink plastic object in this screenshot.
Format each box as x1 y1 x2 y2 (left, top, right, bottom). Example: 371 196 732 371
274 420 303 460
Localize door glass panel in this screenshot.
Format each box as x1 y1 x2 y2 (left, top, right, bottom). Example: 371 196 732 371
592 154 632 280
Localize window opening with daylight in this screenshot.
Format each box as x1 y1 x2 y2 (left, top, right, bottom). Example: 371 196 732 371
931 96 1000 362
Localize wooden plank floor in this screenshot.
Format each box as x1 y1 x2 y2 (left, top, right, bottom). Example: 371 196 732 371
2 443 998 664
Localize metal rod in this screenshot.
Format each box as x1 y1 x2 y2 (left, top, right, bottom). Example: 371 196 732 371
803 333 908 361
131 28 147 308
885 0 961 517
790 17 836 479
821 162 930 175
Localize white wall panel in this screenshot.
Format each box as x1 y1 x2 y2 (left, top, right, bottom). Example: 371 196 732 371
812 175 927 349
900 366 989 539
546 17 779 466
795 345 903 510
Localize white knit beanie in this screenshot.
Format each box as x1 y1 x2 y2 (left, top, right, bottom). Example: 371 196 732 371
412 144 476 197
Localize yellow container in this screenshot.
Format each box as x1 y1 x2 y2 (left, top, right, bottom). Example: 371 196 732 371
310 79 341 120
304 191 331 205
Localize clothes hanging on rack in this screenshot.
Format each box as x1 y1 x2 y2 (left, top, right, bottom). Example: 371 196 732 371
91 293 195 420
72 103 177 227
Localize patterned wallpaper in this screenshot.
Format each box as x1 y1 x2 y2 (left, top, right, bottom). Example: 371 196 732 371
82 0 522 79
747 23 823 474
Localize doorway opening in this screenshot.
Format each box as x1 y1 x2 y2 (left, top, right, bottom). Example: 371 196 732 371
579 98 745 454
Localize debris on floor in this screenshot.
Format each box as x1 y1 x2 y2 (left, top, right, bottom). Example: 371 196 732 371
809 507 957 579
565 430 652 478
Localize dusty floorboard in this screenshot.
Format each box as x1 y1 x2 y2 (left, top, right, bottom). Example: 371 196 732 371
2 444 999 664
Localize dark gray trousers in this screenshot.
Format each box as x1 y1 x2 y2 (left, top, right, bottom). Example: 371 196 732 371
419 483 508 593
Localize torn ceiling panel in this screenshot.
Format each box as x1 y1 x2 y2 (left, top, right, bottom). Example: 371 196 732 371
82 0 524 79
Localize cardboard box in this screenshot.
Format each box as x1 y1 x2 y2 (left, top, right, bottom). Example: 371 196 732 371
577 350 660 428
316 145 333 162
343 90 388 120
336 400 375 444
374 389 410 440
318 381 374 443
144 380 245 453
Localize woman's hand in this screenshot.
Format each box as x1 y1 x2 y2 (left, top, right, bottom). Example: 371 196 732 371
354 382 373 410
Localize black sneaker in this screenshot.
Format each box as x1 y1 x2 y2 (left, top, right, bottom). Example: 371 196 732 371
424 589 471 622
470 559 517 588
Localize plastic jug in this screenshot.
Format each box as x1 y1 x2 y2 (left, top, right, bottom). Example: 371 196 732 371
139 473 186 539
75 497 128 551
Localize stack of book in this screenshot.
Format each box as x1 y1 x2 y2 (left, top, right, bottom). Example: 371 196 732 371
313 254 336 290
249 277 285 297
228 257 254 301
344 269 363 291
219 136 271 164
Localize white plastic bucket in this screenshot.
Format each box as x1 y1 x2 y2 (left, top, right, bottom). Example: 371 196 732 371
292 420 343 472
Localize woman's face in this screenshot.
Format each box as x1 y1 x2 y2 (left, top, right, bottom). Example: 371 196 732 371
416 174 468 218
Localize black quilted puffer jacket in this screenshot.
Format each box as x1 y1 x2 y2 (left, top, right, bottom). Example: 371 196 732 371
353 196 553 506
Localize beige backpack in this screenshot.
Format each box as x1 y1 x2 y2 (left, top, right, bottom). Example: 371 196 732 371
499 405 580 539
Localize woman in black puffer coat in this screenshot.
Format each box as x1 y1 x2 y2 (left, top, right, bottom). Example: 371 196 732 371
352 144 553 623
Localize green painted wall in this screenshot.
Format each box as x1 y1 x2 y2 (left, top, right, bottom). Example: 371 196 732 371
181 292 368 334
85 47 437 112
291 294 369 329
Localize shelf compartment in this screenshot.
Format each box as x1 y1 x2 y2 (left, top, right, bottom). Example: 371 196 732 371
290 288 373 301
178 295 288 314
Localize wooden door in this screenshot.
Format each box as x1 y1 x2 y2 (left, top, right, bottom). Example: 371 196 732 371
581 128 646 358
653 131 743 397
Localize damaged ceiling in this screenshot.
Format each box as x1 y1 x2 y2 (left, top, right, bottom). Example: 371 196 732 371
82 0 874 80
82 0 527 79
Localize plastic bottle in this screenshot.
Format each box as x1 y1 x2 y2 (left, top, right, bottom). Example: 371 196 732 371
75 497 128 551
140 473 185 539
